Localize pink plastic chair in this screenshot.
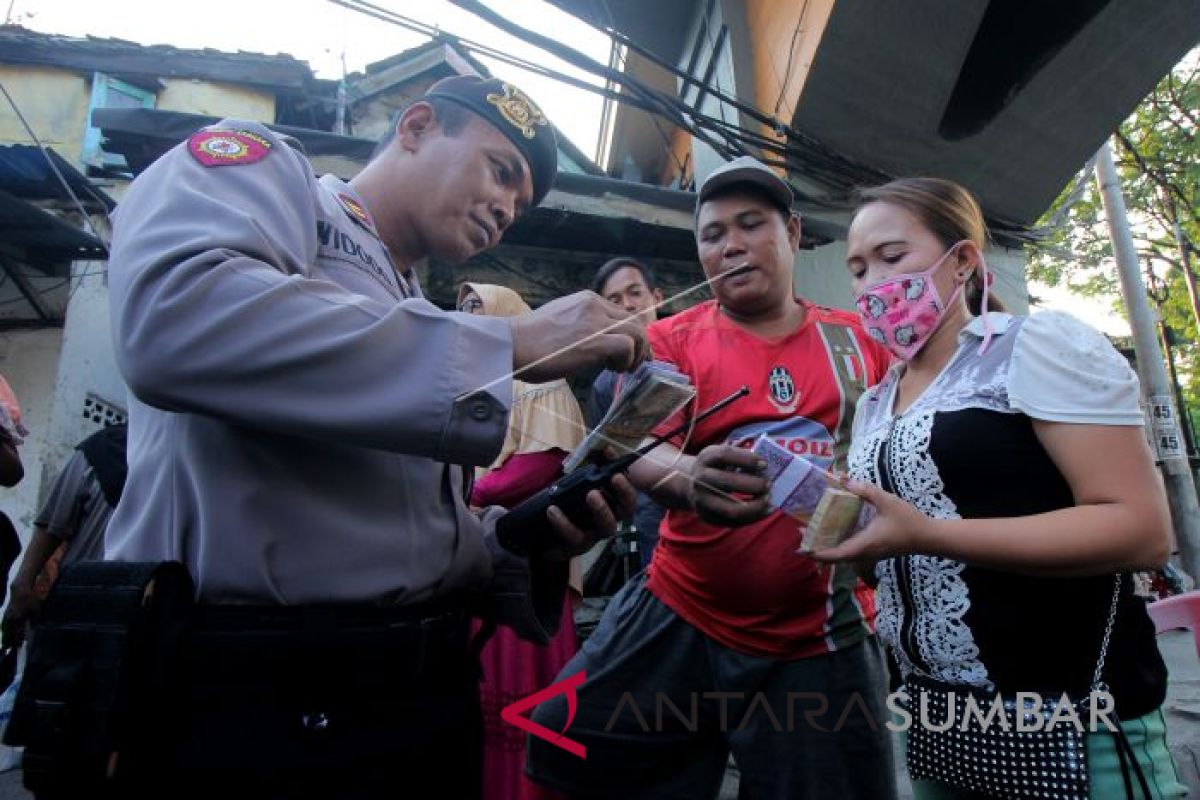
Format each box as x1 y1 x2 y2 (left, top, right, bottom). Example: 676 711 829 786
1147 590 1200 658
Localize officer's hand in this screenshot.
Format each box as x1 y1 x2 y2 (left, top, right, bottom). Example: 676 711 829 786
541 474 636 560
509 292 649 383
687 445 772 527
1 578 36 649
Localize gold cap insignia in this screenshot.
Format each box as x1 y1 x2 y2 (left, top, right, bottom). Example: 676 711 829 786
486 84 548 140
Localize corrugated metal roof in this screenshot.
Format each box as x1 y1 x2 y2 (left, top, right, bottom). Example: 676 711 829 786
0 144 115 211
0 188 107 264
0 24 313 93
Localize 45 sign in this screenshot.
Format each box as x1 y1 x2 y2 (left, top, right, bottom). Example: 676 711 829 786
1149 394 1184 461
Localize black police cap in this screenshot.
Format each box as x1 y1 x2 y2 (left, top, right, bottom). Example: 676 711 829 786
426 75 558 206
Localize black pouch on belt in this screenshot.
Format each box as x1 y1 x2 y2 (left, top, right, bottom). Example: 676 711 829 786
3 560 194 796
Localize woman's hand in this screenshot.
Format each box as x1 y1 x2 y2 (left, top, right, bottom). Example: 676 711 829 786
811 480 935 563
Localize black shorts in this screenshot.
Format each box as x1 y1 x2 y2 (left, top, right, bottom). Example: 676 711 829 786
527 574 897 800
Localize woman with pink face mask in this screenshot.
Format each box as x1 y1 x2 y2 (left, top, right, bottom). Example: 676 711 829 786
820 178 1184 799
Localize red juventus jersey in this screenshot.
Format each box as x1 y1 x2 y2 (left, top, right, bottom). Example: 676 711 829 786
646 299 891 658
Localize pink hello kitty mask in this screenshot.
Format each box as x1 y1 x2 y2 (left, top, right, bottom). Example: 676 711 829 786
854 241 993 361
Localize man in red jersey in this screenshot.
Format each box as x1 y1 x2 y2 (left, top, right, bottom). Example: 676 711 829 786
528 157 896 799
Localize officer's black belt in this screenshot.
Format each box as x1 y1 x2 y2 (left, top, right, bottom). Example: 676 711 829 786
191 597 468 634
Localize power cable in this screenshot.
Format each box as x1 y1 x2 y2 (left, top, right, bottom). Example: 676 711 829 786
0 277 71 309
440 0 884 198
610 40 689 185
565 5 890 187
332 0 1030 236
66 263 108 305
0 80 110 318
333 0 737 162
335 0 844 202
699 9 729 126
440 0 743 159
773 0 811 116
0 80 110 251
332 0 743 166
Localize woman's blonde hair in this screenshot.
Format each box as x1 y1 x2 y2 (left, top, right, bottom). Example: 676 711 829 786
854 177 1004 314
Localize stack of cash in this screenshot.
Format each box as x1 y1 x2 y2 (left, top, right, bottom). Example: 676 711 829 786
751 435 870 553
751 435 830 521
562 361 696 473
799 489 864 553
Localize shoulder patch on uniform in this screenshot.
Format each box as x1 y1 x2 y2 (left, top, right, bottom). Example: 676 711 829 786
187 129 273 167
336 192 375 233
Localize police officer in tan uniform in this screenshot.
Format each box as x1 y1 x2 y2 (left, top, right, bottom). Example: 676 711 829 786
98 75 645 798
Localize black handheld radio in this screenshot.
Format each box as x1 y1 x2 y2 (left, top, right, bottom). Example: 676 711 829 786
495 385 749 557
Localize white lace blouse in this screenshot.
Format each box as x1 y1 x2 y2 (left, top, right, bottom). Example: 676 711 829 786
848 311 1145 691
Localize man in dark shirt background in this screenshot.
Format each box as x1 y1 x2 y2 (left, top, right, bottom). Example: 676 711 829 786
587 257 666 566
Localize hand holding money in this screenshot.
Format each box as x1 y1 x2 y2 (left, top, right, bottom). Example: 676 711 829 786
750 436 875 554
808 479 934 564
498 386 749 557
686 444 772 527
509 292 649 382
563 360 695 473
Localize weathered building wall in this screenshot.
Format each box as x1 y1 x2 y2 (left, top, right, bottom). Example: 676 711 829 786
158 78 275 120
0 65 89 166
0 328 65 533
0 62 285 550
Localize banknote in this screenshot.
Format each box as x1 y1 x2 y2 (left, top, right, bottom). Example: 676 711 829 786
800 488 865 553
562 361 696 473
751 435 830 520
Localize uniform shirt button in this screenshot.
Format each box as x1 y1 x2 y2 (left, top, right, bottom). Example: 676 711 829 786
302 712 330 731
470 400 491 421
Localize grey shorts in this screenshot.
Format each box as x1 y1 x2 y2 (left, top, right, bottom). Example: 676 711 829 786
527 574 897 800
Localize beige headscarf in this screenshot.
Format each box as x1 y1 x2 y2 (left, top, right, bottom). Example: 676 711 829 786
460 283 589 596
458 283 587 471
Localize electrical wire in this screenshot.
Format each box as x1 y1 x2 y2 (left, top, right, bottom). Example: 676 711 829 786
609 41 689 185
66 262 108 305
571 10 869 163
336 0 843 204
698 9 729 126
0 76 114 317
0 80 110 250
773 0 812 116
0 277 71 309
333 0 741 163
333 1 1030 235
441 0 894 198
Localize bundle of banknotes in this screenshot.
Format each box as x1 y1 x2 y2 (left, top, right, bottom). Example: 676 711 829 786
752 435 833 521
750 435 873 552
562 361 696 473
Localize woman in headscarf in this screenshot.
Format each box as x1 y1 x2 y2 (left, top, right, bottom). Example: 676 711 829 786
460 284 588 511
458 282 586 800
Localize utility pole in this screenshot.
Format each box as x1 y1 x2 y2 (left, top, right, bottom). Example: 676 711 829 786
1157 320 1197 458
1143 266 1197 460
1095 140 1200 582
334 51 348 136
